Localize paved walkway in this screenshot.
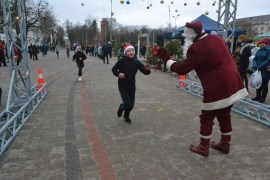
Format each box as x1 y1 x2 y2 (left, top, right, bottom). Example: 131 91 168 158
0 50 269 180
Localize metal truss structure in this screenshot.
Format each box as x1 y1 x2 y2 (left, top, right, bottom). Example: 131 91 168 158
217 0 238 52
0 0 47 156
178 79 270 127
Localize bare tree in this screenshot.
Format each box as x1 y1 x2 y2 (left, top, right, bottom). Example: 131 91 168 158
10 0 51 34
39 8 57 44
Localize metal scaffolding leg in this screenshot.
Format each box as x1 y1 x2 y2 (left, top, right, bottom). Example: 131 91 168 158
0 0 48 156
217 0 238 52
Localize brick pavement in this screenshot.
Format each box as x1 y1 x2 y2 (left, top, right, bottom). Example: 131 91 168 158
0 50 269 180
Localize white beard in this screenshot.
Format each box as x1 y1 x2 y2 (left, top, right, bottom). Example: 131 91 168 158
182 38 193 59
183 37 198 80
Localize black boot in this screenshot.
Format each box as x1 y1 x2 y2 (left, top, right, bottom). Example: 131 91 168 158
259 99 265 103
260 90 267 103
252 90 261 102
117 104 124 117
251 97 261 101
124 116 132 124
124 110 132 124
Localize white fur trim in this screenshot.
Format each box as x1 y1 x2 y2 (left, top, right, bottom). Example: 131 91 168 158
124 45 134 54
166 60 176 71
201 88 248 110
182 27 197 38
221 132 232 135
200 134 211 139
199 33 208 40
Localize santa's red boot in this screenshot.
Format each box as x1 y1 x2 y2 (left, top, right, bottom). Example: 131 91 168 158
211 135 231 154
190 138 210 157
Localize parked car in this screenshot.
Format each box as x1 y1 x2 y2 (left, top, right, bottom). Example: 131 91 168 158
247 47 259 72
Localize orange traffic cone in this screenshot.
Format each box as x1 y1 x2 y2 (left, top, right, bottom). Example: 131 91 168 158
37 68 45 89
180 75 186 88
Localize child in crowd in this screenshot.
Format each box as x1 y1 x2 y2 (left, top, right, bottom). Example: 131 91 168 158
73 46 87 81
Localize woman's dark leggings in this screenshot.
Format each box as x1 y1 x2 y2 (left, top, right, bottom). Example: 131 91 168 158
238 68 248 91
256 79 269 100
77 63 84 76
78 67 82 76
118 84 135 118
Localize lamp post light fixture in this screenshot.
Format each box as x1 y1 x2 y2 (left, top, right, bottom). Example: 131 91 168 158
173 14 180 28
110 0 113 46
85 19 91 45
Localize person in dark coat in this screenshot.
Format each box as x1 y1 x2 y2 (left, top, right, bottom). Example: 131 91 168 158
251 38 270 103
140 43 146 58
165 21 248 157
112 44 151 124
28 44 33 60
73 46 87 81
0 40 7 67
32 44 38 60
237 37 252 91
102 43 109 64
107 42 112 58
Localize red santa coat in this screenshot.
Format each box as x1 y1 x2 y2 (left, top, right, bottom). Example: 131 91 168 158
169 34 248 110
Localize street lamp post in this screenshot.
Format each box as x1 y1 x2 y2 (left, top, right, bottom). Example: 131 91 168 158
173 14 180 28
168 5 171 31
85 19 90 45
110 0 113 45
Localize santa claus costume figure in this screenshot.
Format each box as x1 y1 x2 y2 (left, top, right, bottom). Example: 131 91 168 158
166 21 248 157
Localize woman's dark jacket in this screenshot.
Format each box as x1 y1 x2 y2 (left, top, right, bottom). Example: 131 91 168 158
239 44 251 70
252 47 270 80
73 51 87 67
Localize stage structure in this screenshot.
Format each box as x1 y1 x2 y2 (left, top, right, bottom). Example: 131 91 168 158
0 0 47 156
217 0 238 52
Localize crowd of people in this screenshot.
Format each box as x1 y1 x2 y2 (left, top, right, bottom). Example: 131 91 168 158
0 21 270 158
233 35 270 103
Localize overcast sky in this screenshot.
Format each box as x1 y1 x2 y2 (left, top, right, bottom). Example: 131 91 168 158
47 0 270 28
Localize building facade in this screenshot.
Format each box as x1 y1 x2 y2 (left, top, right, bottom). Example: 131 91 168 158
235 14 270 37
100 18 109 44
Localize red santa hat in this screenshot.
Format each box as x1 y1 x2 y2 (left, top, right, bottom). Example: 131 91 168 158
258 38 270 46
76 46 82 52
182 21 203 38
123 44 135 54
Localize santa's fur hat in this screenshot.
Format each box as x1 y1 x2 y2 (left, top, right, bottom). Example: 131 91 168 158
123 44 135 54
182 21 203 38
258 38 270 46
76 46 82 52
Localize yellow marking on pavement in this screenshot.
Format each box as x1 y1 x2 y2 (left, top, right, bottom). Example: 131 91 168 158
157 107 165 112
